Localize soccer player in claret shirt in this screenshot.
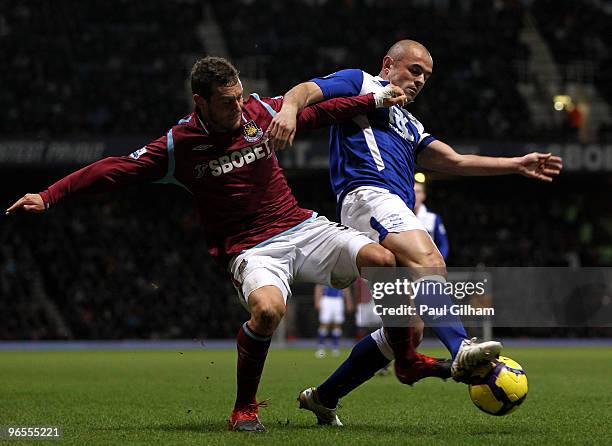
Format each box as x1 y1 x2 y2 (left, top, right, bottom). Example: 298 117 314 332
268 40 562 425
6 57 416 432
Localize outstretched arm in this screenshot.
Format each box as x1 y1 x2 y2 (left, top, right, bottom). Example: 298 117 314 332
418 140 563 182
268 72 404 149
6 140 168 215
296 86 406 131
267 81 325 150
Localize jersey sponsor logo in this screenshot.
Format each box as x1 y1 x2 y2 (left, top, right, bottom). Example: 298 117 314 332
389 107 414 142
243 120 264 143
129 147 147 159
194 143 272 178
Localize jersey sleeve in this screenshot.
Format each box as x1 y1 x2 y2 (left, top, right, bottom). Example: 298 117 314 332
433 214 450 260
310 69 364 99
412 115 436 158
39 136 168 207
251 93 283 115
296 93 375 131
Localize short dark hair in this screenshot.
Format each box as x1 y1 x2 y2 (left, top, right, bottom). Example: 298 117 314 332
190 57 239 99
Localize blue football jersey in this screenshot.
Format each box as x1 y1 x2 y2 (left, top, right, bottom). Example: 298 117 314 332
311 69 435 212
416 204 449 260
321 286 344 298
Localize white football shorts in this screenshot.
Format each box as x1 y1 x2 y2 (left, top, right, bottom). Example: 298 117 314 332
319 297 345 324
229 214 373 307
340 186 428 242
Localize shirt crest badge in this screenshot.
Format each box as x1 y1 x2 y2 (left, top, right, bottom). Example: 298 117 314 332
243 120 263 143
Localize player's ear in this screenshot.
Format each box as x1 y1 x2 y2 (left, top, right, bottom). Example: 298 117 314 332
193 93 207 108
381 56 394 74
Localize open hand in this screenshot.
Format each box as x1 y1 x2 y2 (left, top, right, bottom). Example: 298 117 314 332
5 193 46 215
517 152 563 182
266 107 297 151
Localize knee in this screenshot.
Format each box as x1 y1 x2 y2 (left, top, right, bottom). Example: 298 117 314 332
250 297 286 332
418 248 446 268
358 244 396 268
379 248 397 267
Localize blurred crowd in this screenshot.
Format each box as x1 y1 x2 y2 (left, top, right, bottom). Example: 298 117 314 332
0 0 202 138
1 174 608 340
532 0 612 140
1 0 608 141
533 0 611 96
1 185 244 340
215 0 531 141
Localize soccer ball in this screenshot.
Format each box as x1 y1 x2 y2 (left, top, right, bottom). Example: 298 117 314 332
468 356 528 416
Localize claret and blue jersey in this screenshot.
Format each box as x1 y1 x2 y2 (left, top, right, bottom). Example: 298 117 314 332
311 69 435 212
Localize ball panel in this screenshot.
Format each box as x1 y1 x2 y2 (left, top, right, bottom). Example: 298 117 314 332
493 368 528 402
468 355 528 416
497 356 524 372
469 383 504 414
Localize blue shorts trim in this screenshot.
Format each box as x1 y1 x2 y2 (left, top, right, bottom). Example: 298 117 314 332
369 216 389 242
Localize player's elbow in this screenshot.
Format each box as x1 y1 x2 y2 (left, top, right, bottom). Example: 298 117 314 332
451 154 472 174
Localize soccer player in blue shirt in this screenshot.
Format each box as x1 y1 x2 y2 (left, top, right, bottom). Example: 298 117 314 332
314 285 353 358
414 180 449 261
268 39 562 425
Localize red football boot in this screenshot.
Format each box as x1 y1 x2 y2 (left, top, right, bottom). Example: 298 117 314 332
394 353 452 385
228 401 267 432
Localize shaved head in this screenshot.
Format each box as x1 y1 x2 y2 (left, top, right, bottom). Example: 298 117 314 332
380 39 434 103
386 40 433 65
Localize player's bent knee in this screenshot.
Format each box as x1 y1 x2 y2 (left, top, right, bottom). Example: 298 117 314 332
405 248 446 276
420 249 446 269
356 243 396 270
247 286 286 334
257 306 284 329
380 249 397 267
251 298 285 323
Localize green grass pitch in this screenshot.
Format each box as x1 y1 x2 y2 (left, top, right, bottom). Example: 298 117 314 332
1 346 611 445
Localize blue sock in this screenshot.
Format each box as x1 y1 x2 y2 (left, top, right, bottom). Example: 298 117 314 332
318 327 328 347
414 279 468 358
331 328 341 348
317 334 390 408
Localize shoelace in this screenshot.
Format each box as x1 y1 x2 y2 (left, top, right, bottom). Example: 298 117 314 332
239 399 269 420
